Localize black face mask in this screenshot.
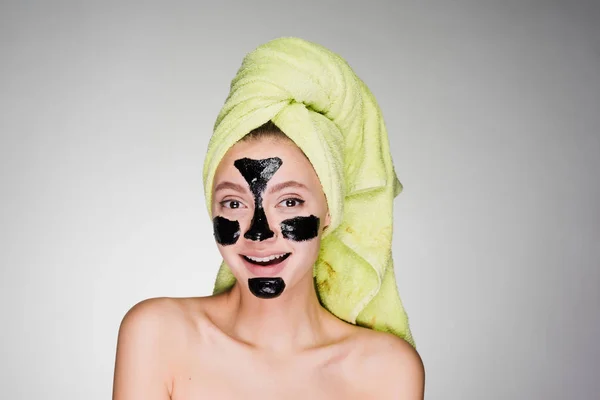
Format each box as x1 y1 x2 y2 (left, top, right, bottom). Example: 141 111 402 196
212 156 322 299
234 157 282 242
213 216 240 246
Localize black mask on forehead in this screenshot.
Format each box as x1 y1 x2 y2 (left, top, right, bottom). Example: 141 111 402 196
234 157 282 242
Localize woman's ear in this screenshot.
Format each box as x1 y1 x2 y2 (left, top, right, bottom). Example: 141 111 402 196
323 211 331 231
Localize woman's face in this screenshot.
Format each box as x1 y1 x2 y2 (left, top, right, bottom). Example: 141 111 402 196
211 136 330 298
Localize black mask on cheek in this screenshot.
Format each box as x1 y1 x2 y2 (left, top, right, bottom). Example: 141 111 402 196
280 215 320 241
213 216 241 245
234 157 282 241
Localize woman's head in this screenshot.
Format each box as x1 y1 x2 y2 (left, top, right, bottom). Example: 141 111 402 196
211 122 330 298
203 38 413 343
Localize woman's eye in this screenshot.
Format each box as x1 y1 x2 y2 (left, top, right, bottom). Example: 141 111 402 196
278 198 305 208
221 200 244 209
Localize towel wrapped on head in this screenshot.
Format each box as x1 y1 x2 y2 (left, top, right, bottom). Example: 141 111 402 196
203 37 414 347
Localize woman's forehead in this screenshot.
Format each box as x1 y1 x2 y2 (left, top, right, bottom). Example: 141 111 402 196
214 138 319 188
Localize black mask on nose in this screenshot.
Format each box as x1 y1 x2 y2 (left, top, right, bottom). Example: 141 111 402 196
234 157 282 241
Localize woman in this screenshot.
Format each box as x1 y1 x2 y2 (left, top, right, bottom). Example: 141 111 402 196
113 38 424 399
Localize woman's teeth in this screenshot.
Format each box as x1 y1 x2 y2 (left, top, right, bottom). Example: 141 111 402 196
242 253 291 266
246 253 286 262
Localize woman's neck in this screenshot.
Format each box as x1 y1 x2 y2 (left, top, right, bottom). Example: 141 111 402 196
222 271 334 354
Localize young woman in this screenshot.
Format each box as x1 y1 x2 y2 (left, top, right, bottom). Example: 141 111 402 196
113 38 424 400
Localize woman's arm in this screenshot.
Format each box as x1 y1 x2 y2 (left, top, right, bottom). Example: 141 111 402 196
112 299 174 400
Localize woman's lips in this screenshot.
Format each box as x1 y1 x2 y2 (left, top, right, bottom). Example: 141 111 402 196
240 253 291 276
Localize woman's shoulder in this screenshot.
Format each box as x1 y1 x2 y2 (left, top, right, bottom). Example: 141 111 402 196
113 296 225 398
344 328 425 398
116 295 225 355
118 296 217 335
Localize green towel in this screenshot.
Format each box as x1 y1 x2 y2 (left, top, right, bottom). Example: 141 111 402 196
203 37 414 347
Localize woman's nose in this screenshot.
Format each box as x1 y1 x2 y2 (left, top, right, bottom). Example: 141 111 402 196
243 207 277 242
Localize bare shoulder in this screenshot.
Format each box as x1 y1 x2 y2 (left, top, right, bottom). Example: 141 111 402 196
113 297 211 400
118 297 196 342
121 297 197 330
350 329 425 399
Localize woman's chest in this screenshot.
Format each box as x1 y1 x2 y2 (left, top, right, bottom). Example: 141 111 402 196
172 376 359 400
170 348 367 400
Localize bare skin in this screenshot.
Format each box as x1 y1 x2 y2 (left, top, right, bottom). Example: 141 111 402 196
113 137 424 399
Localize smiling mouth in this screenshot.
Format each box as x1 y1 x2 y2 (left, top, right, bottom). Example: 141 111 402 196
241 253 291 267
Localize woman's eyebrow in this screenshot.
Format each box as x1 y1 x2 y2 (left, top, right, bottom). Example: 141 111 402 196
214 181 248 194
267 180 308 194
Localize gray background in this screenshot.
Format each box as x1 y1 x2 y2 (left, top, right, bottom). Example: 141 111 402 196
1 1 599 399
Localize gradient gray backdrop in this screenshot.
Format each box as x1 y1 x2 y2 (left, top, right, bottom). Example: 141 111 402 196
1 1 599 399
